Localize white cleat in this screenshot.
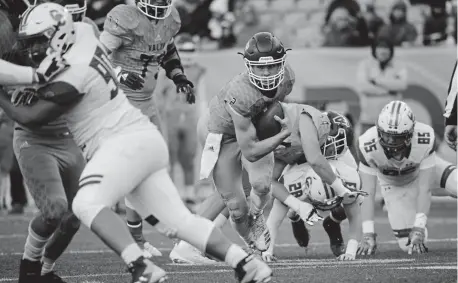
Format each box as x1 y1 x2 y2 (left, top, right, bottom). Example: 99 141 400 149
246 212 271 252
169 241 220 265
143 242 163 258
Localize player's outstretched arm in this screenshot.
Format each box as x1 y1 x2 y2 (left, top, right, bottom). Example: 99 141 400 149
0 59 34 85
262 198 289 262
299 113 349 197
228 105 290 162
0 82 77 127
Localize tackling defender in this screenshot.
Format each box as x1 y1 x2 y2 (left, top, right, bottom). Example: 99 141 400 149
0 2 98 282
2 3 273 282
99 0 195 255
357 101 457 255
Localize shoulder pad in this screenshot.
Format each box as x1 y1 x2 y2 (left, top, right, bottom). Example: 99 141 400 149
167 6 181 36
104 5 140 36
275 64 295 101
83 17 100 38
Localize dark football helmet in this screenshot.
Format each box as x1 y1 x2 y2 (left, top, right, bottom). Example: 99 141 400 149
241 32 287 92
322 111 354 160
136 0 172 20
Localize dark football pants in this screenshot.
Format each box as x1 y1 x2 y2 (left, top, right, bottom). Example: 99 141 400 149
13 129 86 259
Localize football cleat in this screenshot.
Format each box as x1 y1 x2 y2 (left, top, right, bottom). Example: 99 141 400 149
128 257 167 283
234 254 272 283
40 271 67 283
18 259 41 283
169 241 219 265
143 242 163 258
246 211 271 252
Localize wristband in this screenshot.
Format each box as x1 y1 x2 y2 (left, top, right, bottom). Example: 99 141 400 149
413 213 427 229
345 239 358 257
362 220 375 234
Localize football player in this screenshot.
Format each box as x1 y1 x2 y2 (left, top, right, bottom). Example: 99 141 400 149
264 159 363 262
357 101 457 255
156 33 207 208
99 0 195 256
260 103 364 262
1 4 272 282
0 2 99 282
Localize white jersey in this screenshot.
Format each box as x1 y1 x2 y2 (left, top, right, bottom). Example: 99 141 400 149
357 122 435 186
38 23 153 160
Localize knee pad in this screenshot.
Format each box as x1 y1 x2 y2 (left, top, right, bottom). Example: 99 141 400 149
72 187 106 227
41 197 68 228
250 178 271 196
330 206 347 222
225 196 249 224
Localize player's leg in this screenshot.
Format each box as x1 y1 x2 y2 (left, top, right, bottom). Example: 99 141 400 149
323 205 347 256
13 136 70 282
433 155 457 197
241 153 274 251
127 168 272 282
380 181 419 252
178 116 199 207
40 140 85 277
71 130 170 282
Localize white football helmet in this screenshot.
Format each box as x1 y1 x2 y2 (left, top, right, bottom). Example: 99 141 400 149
377 101 416 157
303 161 362 210
136 0 172 20
18 2 75 66
55 0 87 22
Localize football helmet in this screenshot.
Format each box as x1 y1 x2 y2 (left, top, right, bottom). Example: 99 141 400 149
18 2 75 66
377 100 415 157
136 0 172 20
241 32 287 92
322 111 353 160
52 0 87 22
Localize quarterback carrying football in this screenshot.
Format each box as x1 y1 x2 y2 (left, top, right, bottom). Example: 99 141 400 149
99 0 195 255
357 101 457 255
0 3 272 282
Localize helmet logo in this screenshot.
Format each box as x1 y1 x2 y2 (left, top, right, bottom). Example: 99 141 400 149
50 9 65 25
305 176 312 188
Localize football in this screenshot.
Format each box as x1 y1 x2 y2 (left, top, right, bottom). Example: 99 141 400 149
252 101 284 140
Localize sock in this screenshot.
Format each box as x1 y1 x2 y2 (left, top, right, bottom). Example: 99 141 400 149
127 221 145 245
323 216 343 244
213 214 228 229
249 187 271 214
23 224 50 261
41 257 55 275
120 243 144 265
224 244 249 268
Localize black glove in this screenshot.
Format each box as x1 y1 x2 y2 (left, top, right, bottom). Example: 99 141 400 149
11 88 38 106
172 74 195 104
118 71 145 91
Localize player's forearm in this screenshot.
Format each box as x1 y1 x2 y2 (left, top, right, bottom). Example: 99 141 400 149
0 88 33 125
0 60 35 85
344 201 362 242
416 168 433 220
271 180 292 203
308 155 340 189
243 131 289 162
161 42 184 80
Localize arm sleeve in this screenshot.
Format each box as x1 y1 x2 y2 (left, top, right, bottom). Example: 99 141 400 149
160 40 185 80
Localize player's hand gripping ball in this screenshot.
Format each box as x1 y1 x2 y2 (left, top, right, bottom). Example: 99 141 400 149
252 101 287 140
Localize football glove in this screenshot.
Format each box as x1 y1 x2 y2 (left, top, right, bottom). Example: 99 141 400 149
11 88 38 106
297 202 323 226
407 227 428 255
34 53 70 84
117 70 145 91
357 233 377 255
261 251 277 262
172 74 195 104
337 253 355 261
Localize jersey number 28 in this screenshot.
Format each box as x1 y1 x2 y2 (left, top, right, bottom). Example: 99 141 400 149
89 45 119 100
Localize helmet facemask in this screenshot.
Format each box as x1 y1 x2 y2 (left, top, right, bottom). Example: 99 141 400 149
64 1 87 22
137 0 172 20
304 174 343 211
377 128 413 159
322 128 348 160
245 55 286 91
